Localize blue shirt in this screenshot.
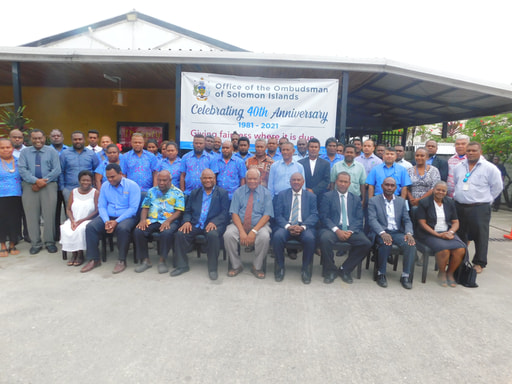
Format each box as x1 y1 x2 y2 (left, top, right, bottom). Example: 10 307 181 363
356 153 382 176
215 155 247 199
320 153 344 169
51 144 69 155
159 157 182 188
366 163 411 196
230 184 274 226
142 185 185 224
267 159 305 196
98 177 141 223
121 149 159 192
94 157 126 184
18 145 61 184
234 152 253 162
180 151 219 195
0 157 22 197
267 151 282 161
197 187 214 229
59 148 100 190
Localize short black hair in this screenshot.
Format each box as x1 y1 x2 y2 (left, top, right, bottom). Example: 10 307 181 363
308 137 321 146
78 170 94 182
238 137 250 145
88 129 99 136
325 137 337 146
105 163 122 174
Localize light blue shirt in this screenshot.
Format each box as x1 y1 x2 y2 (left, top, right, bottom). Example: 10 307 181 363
98 177 141 223
356 153 382 176
230 184 274 226
320 153 344 169
453 157 503 204
59 147 100 190
267 159 305 196
121 149 159 192
18 145 61 184
0 157 21 197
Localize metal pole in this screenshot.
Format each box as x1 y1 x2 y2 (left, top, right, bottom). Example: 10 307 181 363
12 62 22 110
441 121 448 138
338 71 349 143
175 64 182 153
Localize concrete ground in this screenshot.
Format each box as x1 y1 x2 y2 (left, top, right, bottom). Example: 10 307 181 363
1 210 512 384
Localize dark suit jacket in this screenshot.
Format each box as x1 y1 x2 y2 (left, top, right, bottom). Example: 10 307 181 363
183 186 230 234
273 188 318 230
416 195 458 236
431 156 448 182
368 195 413 236
299 157 331 196
319 190 364 233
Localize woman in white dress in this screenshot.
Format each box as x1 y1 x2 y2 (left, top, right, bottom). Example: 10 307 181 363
60 170 99 266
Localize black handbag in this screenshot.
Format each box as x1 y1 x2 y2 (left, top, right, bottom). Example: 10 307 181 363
454 251 478 288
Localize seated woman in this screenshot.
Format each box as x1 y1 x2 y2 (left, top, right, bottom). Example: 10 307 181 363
416 181 465 287
60 170 99 266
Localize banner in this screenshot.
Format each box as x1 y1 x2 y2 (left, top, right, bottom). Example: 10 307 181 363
180 72 339 150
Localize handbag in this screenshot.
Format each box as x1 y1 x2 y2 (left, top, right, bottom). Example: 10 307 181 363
454 251 478 288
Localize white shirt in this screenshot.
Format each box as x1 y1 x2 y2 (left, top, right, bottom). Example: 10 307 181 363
86 145 102 153
309 158 317 176
434 203 448 232
384 195 398 231
396 158 413 170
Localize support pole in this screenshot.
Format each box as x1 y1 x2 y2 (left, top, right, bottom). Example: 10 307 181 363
338 71 349 143
12 62 22 110
175 64 182 153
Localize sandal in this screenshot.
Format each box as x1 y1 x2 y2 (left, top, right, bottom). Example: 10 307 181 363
67 252 78 266
447 279 457 288
8 246 20 255
227 266 243 277
73 251 84 267
437 279 448 287
250 265 265 279
0 249 8 257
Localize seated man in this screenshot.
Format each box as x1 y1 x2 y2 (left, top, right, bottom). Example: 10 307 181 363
224 168 274 279
271 173 318 284
133 170 185 274
368 177 416 289
318 172 372 284
81 164 140 274
171 169 230 280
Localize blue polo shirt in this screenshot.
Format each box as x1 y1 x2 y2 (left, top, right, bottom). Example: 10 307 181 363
121 149 159 192
180 150 218 195
215 155 247 199
366 163 411 196
98 177 141 223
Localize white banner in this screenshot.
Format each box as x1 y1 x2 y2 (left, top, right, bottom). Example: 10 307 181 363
180 72 339 150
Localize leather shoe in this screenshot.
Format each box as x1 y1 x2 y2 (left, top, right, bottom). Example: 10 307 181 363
112 260 126 274
80 260 101 273
209 270 218 280
46 245 58 253
301 270 311 285
323 271 337 284
29 246 42 255
170 266 190 277
274 267 285 282
376 274 388 288
339 269 353 284
287 252 297 260
400 276 413 290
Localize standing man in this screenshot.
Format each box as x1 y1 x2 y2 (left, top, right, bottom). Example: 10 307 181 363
366 147 411 199
85 129 102 154
266 137 282 161
50 128 69 241
49 129 69 154
95 144 124 186
97 135 114 163
352 138 363 157
9 129 26 159
447 134 470 197
59 131 100 204
172 169 230 280
268 142 305 197
224 169 274 279
231 131 240 152
180 134 218 196
425 140 448 181
395 145 413 170
293 137 309 161
133 170 184 274
215 140 246 200
272 173 318 284
368 177 416 290
320 137 343 168
213 136 222 154
492 155 508 211
355 139 382 176
81 164 140 274
375 144 386 160
330 144 367 206
122 133 159 196
18 129 61 254
318 172 372 284
453 142 503 273
336 142 345 156
246 139 274 187
298 138 331 197
234 136 253 161
204 135 215 155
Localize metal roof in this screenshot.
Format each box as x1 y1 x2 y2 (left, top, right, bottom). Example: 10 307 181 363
1 47 512 133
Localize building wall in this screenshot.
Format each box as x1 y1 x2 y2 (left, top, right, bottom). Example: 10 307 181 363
0 86 176 144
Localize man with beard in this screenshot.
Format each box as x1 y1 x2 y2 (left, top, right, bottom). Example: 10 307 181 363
330 144 367 206
59 131 100 204
49 129 69 154
266 137 282 161
425 140 448 182
95 144 125 186
214 141 246 200
234 137 253 161
246 139 274 187
180 134 218 196
9 129 26 159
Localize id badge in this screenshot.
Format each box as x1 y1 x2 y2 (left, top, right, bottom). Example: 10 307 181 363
463 182 469 191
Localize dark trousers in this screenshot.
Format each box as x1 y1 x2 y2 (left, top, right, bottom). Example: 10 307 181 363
376 230 416 275
456 202 491 267
319 229 371 275
133 221 178 261
174 226 222 272
85 216 137 262
272 227 316 270
55 190 65 241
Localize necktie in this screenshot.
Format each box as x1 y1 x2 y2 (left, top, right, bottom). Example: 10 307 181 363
290 193 299 225
341 194 348 230
35 151 42 179
243 190 254 233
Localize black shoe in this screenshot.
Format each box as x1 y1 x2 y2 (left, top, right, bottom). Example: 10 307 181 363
301 270 311 284
170 266 190 277
376 274 388 288
323 272 337 284
339 269 353 284
387 255 394 264
29 246 42 255
400 276 413 290
274 267 285 282
46 245 58 253
209 270 218 281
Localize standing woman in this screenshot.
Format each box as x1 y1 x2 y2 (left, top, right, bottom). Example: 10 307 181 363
159 142 182 188
60 170 99 266
407 147 441 208
0 138 22 256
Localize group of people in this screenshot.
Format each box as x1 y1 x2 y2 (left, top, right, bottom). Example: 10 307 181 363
0 128 504 289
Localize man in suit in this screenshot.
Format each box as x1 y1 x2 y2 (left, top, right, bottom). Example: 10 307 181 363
171 169 230 280
299 138 331 198
271 173 318 284
368 177 416 289
425 140 448 181
319 172 372 284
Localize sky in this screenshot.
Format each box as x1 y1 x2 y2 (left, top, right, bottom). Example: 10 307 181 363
1 0 511 86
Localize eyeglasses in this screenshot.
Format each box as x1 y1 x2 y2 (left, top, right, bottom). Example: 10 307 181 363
463 172 471 182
